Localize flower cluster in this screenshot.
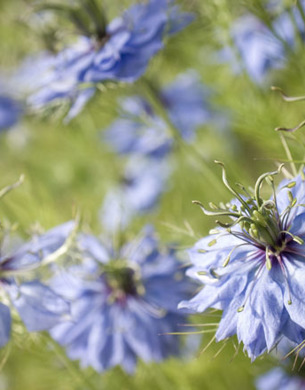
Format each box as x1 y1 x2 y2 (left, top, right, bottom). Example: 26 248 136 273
180 166 305 360
50 226 193 373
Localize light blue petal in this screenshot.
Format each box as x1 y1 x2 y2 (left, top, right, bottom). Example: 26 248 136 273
13 281 70 331
0 303 11 348
284 262 305 329
1 221 75 271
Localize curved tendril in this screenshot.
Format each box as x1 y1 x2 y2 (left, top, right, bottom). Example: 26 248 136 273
192 200 240 218
280 230 304 245
271 86 305 102
275 119 305 133
254 164 284 207
214 161 251 213
215 220 233 228
259 200 275 212
235 183 252 199
215 216 252 229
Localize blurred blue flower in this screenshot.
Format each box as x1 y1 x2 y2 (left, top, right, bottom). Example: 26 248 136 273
220 7 305 83
0 222 74 347
0 95 23 131
220 15 283 83
256 368 305 390
100 157 171 232
104 96 171 158
179 172 305 360
50 226 193 373
255 335 305 389
104 72 211 158
21 0 193 119
13 48 95 121
13 51 58 95
82 0 193 83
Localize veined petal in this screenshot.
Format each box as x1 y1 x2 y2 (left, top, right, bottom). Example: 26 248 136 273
284 263 305 329
13 281 70 331
0 303 11 348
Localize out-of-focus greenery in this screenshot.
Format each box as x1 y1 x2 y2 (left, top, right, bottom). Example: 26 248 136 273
0 0 304 389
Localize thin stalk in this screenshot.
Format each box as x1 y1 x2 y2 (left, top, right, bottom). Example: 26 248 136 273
0 175 24 200
280 134 298 176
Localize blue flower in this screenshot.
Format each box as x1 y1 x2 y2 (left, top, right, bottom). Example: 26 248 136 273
219 14 283 83
100 157 171 232
22 1 193 119
13 47 95 121
220 6 305 83
179 168 305 360
104 72 211 158
82 0 193 83
162 72 212 139
255 336 305 389
0 222 74 347
50 226 193 373
0 95 23 131
256 368 305 390
104 96 171 158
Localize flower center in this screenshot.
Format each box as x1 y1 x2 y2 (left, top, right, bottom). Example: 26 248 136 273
194 162 304 270
102 260 145 303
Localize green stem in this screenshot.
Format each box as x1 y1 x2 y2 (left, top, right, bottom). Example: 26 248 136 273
139 79 224 194
296 0 305 30
81 0 107 39
280 134 298 177
43 334 98 390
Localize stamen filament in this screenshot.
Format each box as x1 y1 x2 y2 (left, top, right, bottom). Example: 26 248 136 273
265 247 272 270
237 262 265 312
